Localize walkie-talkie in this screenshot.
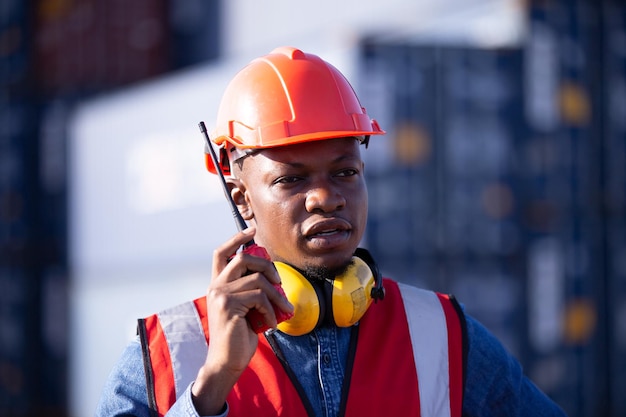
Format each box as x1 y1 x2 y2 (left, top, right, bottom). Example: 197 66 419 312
199 122 293 333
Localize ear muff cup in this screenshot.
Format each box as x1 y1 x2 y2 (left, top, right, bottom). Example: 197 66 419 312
275 249 384 336
331 256 377 328
273 262 325 336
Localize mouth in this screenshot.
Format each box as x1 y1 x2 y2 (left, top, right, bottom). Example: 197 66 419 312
304 219 352 247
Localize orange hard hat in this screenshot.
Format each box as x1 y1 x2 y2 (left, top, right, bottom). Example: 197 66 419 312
205 46 384 174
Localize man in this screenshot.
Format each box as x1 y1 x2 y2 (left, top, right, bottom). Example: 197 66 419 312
97 46 566 417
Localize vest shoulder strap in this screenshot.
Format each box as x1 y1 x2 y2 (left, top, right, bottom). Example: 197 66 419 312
139 300 208 417
397 283 466 417
345 279 466 417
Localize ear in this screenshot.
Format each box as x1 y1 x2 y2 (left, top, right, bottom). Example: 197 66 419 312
227 178 254 220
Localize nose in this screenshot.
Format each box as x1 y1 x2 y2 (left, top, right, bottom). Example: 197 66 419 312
305 181 346 213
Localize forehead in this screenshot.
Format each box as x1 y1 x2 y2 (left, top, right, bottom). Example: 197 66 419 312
253 137 362 167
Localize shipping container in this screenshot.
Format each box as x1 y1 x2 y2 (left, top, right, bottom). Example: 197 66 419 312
603 2 626 416
358 1 622 414
358 40 528 363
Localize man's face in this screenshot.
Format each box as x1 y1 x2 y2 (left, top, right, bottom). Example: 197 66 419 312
233 137 368 272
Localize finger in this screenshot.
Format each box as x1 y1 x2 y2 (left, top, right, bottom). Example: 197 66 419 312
240 288 288 330
248 284 295 330
248 274 295 325
212 227 256 276
266 281 294 315
212 252 280 289
208 283 276 325
217 272 294 318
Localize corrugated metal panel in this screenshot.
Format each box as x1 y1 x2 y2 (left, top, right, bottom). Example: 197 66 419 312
524 1 606 415
359 41 527 361
2 1 223 414
33 0 170 95
603 2 626 416
358 1 623 415
0 1 46 413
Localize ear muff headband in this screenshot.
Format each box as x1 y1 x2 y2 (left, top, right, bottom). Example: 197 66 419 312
275 248 384 336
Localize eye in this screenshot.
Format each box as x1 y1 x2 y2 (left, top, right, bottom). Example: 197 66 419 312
273 175 302 185
335 168 359 178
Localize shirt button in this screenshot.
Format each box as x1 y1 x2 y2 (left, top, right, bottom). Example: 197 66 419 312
322 353 331 365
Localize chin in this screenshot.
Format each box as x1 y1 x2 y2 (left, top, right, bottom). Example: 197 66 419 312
306 250 355 271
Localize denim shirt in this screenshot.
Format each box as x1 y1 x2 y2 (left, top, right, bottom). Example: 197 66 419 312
96 313 567 417
267 325 353 417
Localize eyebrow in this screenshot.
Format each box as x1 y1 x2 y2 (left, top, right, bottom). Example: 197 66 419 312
279 153 360 169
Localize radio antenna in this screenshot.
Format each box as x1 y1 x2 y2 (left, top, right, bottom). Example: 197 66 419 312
198 121 250 238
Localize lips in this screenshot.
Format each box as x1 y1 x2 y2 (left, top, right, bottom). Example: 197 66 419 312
304 218 352 239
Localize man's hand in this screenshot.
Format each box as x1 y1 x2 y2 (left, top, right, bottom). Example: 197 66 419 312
190 227 294 415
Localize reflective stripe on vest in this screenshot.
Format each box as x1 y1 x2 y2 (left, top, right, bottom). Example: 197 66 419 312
139 279 465 417
398 283 464 417
157 302 207 397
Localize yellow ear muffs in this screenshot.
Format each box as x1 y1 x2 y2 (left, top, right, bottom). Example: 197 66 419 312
274 248 385 336
330 256 376 328
274 261 324 336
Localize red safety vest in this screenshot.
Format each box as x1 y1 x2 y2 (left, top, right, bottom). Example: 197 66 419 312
138 279 467 417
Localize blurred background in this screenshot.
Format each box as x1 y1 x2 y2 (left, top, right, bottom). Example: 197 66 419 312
1 0 624 416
